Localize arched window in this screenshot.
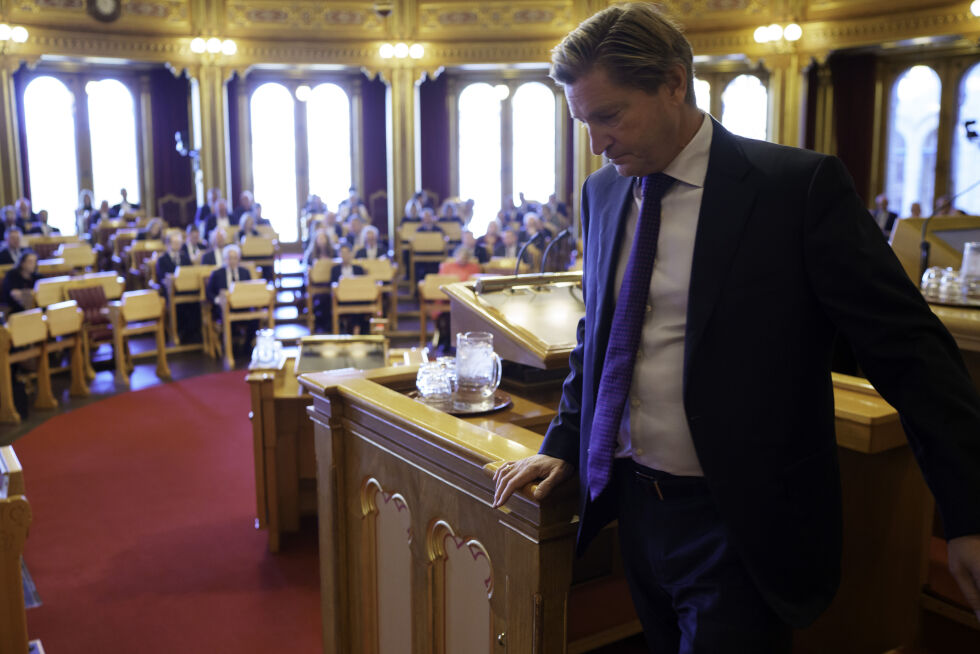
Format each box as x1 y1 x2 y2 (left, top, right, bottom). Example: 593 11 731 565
886 65 941 217
250 83 298 242
721 74 768 141
87 78 140 210
953 63 980 215
458 83 502 236
23 76 79 235
511 82 556 218
693 77 711 113
306 83 352 212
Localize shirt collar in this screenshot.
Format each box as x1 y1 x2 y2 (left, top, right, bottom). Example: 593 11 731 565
633 112 712 198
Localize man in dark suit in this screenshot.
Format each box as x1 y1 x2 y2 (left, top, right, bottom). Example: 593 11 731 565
871 193 899 236
203 199 236 241
201 228 228 267
0 228 29 265
493 4 980 652
205 244 251 318
109 188 140 217
156 232 190 285
194 187 221 231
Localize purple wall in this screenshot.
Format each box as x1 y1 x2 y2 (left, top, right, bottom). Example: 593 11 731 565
419 73 451 207
226 73 242 207
150 68 194 224
360 73 389 235
831 52 876 204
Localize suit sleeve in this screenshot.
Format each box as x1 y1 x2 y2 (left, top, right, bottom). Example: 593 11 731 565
538 179 591 467
804 155 980 538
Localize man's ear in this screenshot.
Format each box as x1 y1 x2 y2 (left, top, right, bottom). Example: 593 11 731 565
666 63 688 103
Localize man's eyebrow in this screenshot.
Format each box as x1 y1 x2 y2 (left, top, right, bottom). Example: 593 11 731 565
574 103 623 122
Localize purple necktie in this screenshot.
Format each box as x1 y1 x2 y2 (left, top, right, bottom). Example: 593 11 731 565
587 172 675 500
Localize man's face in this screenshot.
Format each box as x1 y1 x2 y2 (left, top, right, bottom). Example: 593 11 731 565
566 66 687 177
7 231 21 249
340 246 352 265
189 230 201 246
227 249 240 268
169 234 183 252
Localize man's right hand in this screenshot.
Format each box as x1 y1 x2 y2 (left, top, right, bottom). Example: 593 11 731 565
492 454 573 508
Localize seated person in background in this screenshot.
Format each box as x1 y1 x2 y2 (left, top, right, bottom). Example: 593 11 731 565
345 214 366 250
136 217 165 241
320 211 343 245
439 245 482 281
1 251 39 313
416 208 443 234
934 194 967 217
181 225 205 264
205 244 255 353
194 187 221 229
910 202 923 219
203 199 234 240
238 213 261 242
477 219 501 245
305 231 334 266
354 225 387 260
438 199 463 224
76 189 95 233
201 229 229 266
91 201 113 228
109 188 139 217
870 193 898 235
232 190 254 224
478 231 503 261
329 243 369 334
403 193 423 223
156 231 190 285
27 210 60 237
252 202 270 226
338 186 367 217
501 228 520 259
0 205 21 242
0 228 29 265
304 194 328 216
14 198 36 226
520 212 547 247
460 231 489 264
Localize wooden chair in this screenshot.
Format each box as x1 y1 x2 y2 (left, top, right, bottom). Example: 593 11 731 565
241 235 278 284
44 299 89 398
66 284 114 380
0 308 56 424
409 231 448 289
438 220 463 245
1 445 34 654
157 193 195 226
108 289 171 386
331 276 383 335
127 239 164 289
70 271 125 300
165 264 216 346
217 279 275 369
109 228 139 270
36 257 69 277
356 257 398 329
397 222 420 282
33 275 73 308
304 259 334 332
417 273 461 348
56 242 97 272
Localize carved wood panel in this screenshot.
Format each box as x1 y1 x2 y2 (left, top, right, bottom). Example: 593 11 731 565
10 0 190 32
224 0 384 38
417 1 575 40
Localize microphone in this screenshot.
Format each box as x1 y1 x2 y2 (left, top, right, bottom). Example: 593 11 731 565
514 231 546 275
540 227 573 273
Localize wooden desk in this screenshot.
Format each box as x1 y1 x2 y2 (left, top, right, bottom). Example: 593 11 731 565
1 445 40 654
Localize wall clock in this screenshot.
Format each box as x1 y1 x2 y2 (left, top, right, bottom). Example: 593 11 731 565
88 0 122 23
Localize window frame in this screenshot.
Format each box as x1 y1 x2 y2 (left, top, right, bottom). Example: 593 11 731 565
692 61 771 139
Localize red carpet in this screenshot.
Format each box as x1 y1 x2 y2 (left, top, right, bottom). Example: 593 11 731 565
15 371 321 653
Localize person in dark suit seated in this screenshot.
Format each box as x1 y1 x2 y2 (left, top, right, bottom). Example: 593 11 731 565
305 231 335 266
109 188 139 218
13 198 36 226
181 224 205 264
329 243 370 334
0 228 29 265
136 217 165 241
26 210 60 237
194 188 221 231
337 186 367 217
201 229 229 267
402 193 423 223
237 213 261 242
500 228 520 259
1 251 39 314
156 232 190 285
871 193 898 236
205 243 254 353
344 214 366 250
477 231 504 262
0 205 22 243
232 190 254 225
354 225 387 260
203 199 235 241
251 202 271 226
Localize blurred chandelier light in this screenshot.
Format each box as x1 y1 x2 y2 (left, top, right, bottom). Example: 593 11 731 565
754 22 802 43
0 24 29 43
972 1 980 17
379 41 424 59
190 36 237 56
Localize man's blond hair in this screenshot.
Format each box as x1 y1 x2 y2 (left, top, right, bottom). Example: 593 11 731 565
550 2 696 106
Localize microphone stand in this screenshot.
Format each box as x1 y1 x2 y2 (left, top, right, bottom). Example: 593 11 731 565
514 232 545 275
539 227 572 273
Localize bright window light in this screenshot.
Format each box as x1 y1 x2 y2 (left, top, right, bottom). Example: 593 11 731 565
0 24 11 41
88 79 141 212
306 83 352 213
251 83 298 241
408 43 424 59
753 26 770 43
459 83 502 236
954 63 980 214
721 74 768 141
887 65 941 217
295 84 311 102
693 77 711 113
24 76 79 235
512 82 556 211
972 1 980 18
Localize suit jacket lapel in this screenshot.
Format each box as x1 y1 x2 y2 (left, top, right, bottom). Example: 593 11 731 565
592 172 635 383
684 120 756 390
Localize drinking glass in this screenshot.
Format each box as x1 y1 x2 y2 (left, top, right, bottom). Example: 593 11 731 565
961 242 980 284
454 331 502 410
255 328 276 363
416 361 453 404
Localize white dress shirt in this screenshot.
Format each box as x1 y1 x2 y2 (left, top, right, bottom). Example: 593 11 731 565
612 114 712 477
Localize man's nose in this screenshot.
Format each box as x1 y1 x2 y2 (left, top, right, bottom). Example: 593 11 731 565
588 126 610 157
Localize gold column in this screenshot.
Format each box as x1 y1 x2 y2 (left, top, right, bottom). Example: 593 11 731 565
571 121 603 228
72 76 93 194
385 65 423 239
0 58 23 205
139 73 156 218
812 59 836 156
235 75 252 197
191 63 232 198
766 51 807 148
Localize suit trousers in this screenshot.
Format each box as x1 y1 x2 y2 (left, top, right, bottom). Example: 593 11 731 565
613 458 792 654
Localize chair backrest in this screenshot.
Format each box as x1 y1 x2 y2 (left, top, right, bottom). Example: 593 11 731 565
0 264 12 280
45 300 83 338
33 275 73 308
439 221 463 242
356 258 395 282
333 276 380 303
411 231 447 254
173 265 217 293
120 289 164 322
227 279 273 310
66 284 109 323
157 193 195 226
111 229 139 256
5 308 47 348
398 222 420 242
73 272 125 300
241 235 276 258
256 224 277 240
308 258 333 285
57 242 96 269
36 257 67 277
418 274 462 301
27 240 59 260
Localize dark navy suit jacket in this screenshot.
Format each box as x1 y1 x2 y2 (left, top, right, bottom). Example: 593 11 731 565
539 119 980 627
